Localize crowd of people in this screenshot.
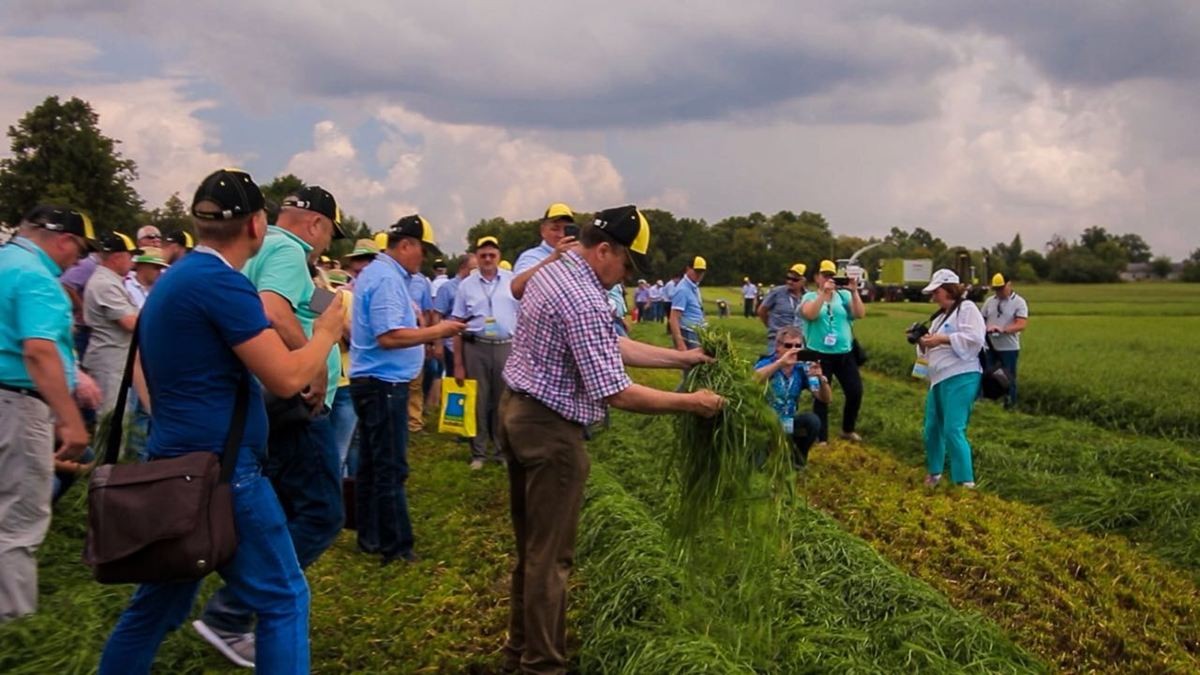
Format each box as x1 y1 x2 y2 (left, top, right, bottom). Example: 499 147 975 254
0 167 1027 673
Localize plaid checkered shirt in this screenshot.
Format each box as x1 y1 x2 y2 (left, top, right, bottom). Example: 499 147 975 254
503 250 632 425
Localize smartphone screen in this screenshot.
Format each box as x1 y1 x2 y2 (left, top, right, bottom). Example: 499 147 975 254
309 287 336 314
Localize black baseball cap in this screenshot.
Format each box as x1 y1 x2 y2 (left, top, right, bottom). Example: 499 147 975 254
387 214 440 255
591 205 651 272
165 230 195 249
432 258 447 269
23 205 98 248
96 231 143 254
192 168 266 221
281 186 348 240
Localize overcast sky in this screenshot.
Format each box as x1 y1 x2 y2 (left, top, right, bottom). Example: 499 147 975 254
2 1 1197 257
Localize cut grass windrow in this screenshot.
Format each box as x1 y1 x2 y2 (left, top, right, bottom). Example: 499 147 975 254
579 411 1045 673
803 439 1200 673
851 370 1200 581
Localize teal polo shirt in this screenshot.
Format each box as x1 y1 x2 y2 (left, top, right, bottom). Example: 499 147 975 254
0 238 76 390
241 225 340 406
801 289 854 355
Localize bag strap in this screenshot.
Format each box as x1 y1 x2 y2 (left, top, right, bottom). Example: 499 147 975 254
219 373 250 483
101 322 250 483
102 320 140 465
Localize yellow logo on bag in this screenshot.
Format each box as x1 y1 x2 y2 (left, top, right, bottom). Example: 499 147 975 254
438 378 477 437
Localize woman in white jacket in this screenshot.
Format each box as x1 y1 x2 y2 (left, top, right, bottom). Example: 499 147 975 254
916 269 985 488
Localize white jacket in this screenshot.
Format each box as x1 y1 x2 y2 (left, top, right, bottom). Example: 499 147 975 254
922 300 985 387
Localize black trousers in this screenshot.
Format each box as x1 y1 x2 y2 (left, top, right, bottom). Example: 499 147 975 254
743 298 755 318
811 351 864 441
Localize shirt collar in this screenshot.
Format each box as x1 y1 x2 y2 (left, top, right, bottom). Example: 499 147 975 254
538 240 554 255
377 251 411 280
193 245 235 269
14 236 63 276
681 275 699 291
268 224 314 254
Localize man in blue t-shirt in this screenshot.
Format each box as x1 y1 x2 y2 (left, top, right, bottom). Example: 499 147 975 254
669 257 708 350
192 185 349 661
100 169 343 673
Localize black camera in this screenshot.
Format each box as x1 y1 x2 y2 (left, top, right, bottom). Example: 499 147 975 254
905 322 929 344
564 223 580 238
833 276 851 287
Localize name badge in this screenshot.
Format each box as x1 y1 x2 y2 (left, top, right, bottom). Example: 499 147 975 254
782 415 794 435
483 316 498 337
824 333 838 347
911 358 929 380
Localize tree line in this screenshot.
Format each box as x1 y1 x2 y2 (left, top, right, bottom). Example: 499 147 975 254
3 95 1197 283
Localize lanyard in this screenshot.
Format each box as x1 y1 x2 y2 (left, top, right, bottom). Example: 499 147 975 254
480 273 501 316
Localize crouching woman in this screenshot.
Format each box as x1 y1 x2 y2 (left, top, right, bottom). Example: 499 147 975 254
916 270 986 488
754 326 831 468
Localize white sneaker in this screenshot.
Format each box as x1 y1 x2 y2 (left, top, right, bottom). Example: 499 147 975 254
469 459 484 471
923 474 942 487
960 481 977 489
192 619 255 669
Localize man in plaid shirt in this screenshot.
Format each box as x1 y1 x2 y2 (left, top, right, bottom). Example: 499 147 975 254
499 205 723 674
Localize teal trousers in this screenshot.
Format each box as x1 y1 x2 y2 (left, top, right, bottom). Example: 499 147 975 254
924 371 981 484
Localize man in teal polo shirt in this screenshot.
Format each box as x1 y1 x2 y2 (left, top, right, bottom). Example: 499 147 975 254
194 186 348 663
0 205 93 621
669 256 708 351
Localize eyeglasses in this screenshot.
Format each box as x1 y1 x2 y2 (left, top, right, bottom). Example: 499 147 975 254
780 342 804 349
142 234 162 240
786 277 802 283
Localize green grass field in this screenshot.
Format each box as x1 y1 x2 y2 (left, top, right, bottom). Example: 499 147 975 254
3 282 1199 673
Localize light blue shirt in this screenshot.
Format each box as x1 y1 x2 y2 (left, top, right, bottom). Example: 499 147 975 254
409 272 433 313
608 285 628 337
0 238 76 390
451 269 519 339
350 254 423 383
433 276 462 350
662 280 677 302
513 240 554 275
670 275 705 331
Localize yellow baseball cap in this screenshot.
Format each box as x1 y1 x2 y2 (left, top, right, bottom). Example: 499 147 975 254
373 232 389 250
499 260 512 271
818 259 837 274
692 256 707 271
543 203 575 222
789 263 807 277
475 235 500 251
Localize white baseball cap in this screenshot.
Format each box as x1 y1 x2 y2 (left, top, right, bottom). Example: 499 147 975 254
922 268 960 294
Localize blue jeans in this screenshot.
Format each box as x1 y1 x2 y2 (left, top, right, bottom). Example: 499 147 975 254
789 413 822 467
924 372 981 484
99 448 309 674
330 386 358 477
350 378 414 558
201 412 342 634
985 349 1020 407
129 394 151 463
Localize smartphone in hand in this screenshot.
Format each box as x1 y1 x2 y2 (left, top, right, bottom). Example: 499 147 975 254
564 223 581 238
309 287 336 314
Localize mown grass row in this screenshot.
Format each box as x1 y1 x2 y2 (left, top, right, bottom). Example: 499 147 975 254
0 434 513 674
849 370 1200 580
576 411 1045 673
803 440 1200 673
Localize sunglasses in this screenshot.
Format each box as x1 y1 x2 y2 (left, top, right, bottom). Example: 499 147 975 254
786 277 802 283
780 342 804 349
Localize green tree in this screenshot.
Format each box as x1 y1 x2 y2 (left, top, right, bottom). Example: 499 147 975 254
1150 256 1174 279
1117 233 1152 263
0 95 143 233
144 192 192 236
1182 250 1200 283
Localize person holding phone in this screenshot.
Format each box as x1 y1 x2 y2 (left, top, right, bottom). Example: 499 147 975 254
754 326 831 468
800 259 866 444
192 185 349 666
510 203 578 300
100 169 343 673
350 215 466 566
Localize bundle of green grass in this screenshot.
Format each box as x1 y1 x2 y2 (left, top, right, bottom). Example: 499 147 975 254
669 327 792 541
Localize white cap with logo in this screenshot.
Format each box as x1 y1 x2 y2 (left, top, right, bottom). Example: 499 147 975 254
922 268 960 294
